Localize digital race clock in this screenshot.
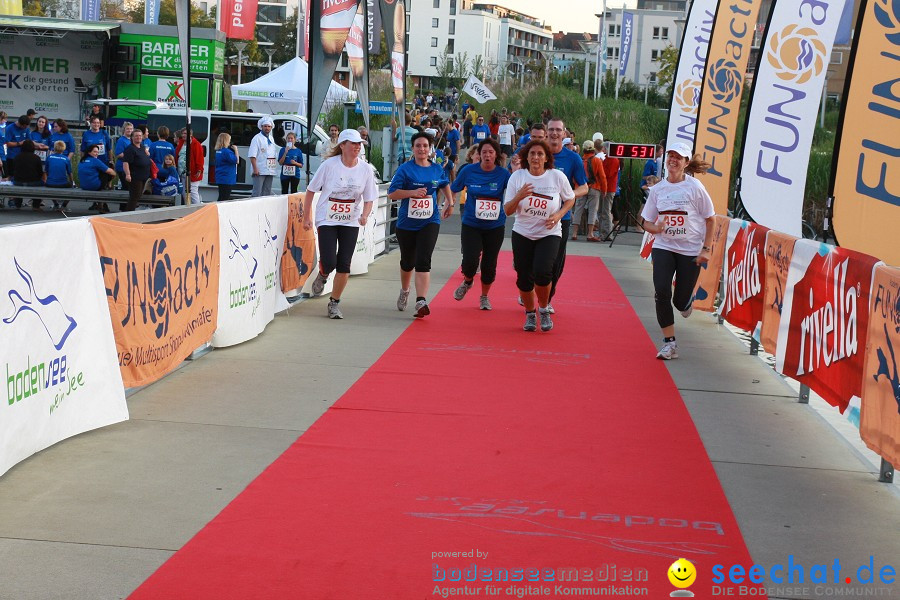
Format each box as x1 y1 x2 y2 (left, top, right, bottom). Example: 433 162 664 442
607 142 658 159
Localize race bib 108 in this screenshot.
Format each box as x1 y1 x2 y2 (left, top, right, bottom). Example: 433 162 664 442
523 193 553 219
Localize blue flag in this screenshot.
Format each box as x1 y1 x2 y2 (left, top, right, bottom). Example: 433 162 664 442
81 0 99 21
145 0 161 24
619 11 634 78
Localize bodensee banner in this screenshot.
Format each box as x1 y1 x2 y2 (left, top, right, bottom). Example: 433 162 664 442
1 220 127 477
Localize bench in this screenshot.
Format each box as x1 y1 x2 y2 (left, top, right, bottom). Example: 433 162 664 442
0 186 178 208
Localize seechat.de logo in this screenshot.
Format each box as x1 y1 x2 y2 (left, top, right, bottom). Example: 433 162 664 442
767 25 826 85
674 79 702 113
706 58 743 103
2 258 77 351
874 0 900 44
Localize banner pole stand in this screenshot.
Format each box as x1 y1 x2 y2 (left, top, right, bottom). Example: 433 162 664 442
798 384 810 404
879 459 894 483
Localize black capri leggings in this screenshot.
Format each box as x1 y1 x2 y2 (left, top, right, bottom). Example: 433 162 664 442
281 178 300 194
396 223 440 272
651 247 702 329
511 231 561 292
318 225 359 274
460 224 505 285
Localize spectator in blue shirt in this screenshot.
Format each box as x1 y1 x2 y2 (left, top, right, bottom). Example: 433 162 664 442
278 131 304 194
159 154 179 182
114 122 135 187
78 144 116 213
151 125 176 170
214 132 239 201
4 115 31 186
45 141 73 209
81 116 112 166
50 119 76 160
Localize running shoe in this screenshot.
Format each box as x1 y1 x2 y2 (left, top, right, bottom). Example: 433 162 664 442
479 295 492 311
523 311 537 331
397 289 410 311
680 303 693 319
454 280 472 301
539 308 553 332
656 341 679 360
311 272 328 296
414 299 431 318
517 296 524 306
327 298 343 319
547 303 555 314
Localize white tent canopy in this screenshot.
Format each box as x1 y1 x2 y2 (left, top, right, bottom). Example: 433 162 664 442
231 57 354 116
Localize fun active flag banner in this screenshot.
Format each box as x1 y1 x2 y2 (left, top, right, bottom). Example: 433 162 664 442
722 219 770 334
462 75 497 104
665 0 720 149
760 230 798 355
737 0 847 237
693 0 768 214
618 11 635 78
282 194 318 294
829 0 900 266
91 207 220 389
775 239 881 413
212 197 289 348
309 0 361 131
860 264 900 468
0 219 127 478
345 1 372 130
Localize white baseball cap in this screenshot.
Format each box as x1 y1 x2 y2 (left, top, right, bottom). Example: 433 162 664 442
666 141 693 158
592 132 604 142
337 128 363 144
562 137 572 146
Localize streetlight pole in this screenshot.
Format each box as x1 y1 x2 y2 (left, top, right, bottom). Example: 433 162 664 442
265 47 277 72
233 41 247 111
596 0 607 98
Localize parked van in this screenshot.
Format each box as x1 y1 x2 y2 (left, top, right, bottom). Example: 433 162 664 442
146 109 330 202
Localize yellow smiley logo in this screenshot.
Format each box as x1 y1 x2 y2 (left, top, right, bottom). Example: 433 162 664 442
668 558 697 589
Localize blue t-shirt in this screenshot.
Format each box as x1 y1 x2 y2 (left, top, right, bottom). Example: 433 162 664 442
29 130 51 158
516 132 531 151
45 153 72 186
643 158 659 179
150 140 176 170
553 148 587 221
447 128 461 155
278 146 304 180
77 156 109 191
389 160 450 231
114 136 131 172
450 163 510 230
470 124 491 144
215 148 238 185
50 132 76 157
81 130 112 164
158 165 178 181
5 123 29 160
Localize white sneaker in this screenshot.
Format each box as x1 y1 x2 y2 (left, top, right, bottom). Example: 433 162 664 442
547 303 555 314
680 303 693 319
454 280 472 301
311 272 328 296
414 299 430 318
656 341 679 360
397 289 410 311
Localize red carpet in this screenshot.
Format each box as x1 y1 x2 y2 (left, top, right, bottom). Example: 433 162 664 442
130 254 760 599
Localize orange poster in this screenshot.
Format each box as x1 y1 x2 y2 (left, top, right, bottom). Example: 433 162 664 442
760 230 797 355
92 206 220 388
282 193 318 293
860 264 900 467
692 214 730 312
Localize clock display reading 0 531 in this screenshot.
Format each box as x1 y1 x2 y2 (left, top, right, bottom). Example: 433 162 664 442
607 142 657 159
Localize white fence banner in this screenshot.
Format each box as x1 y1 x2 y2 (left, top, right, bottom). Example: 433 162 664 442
665 0 719 149
738 0 847 236
1 219 127 477
350 214 377 275
212 196 289 348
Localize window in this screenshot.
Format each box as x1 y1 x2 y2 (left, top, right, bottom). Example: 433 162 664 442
432 18 439 27
831 51 843 64
609 23 621 37
446 38 455 54
652 26 669 39
430 56 437 66
433 0 439 7
607 46 620 59
649 72 658 84
651 49 661 61
449 0 456 15
431 37 438 47
449 19 455 34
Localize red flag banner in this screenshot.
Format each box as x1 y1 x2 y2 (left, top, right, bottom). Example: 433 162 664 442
760 230 797 354
221 0 257 40
775 240 881 412
92 206 220 388
282 194 317 293
861 264 900 467
692 214 729 312
722 219 770 333
309 0 360 123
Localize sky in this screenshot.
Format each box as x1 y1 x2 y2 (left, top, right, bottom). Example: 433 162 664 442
506 0 636 34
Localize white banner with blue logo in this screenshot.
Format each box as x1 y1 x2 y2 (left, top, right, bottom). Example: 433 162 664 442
665 0 720 150
738 0 847 237
618 11 635 78
1 219 127 477
211 196 289 348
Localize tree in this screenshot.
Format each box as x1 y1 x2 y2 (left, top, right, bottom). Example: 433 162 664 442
22 0 43 15
126 0 215 26
452 51 470 80
471 54 484 80
271 11 298 66
656 44 679 91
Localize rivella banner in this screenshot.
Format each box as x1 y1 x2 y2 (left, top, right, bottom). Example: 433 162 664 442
282 194 318 294
665 0 719 150
212 197 289 348
722 219 770 333
346 1 371 130
775 240 881 413
693 0 766 214
692 214 730 313
830 0 900 266
380 0 406 112
860 264 900 468
1 220 127 478
760 230 797 354
92 207 220 388
738 0 847 237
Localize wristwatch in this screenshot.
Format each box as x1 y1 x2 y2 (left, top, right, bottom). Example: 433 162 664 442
702 245 712 252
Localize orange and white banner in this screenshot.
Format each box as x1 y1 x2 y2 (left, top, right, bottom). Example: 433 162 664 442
722 219 770 333
692 214 729 312
760 230 797 354
830 0 900 266
775 240 880 412
693 0 767 214
92 206 220 388
860 264 900 467
282 194 318 294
